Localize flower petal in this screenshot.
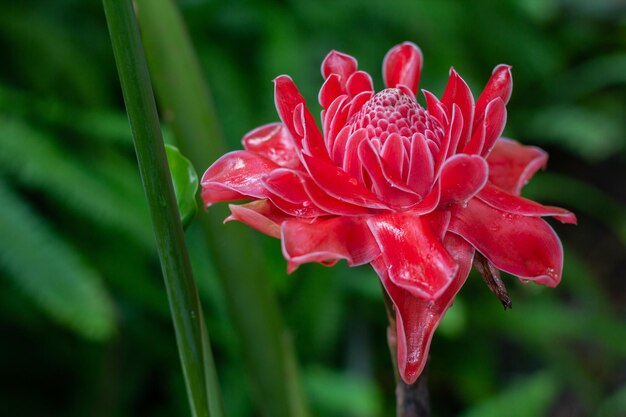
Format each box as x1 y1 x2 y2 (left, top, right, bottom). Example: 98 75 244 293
434 104 463 173
441 68 474 148
449 198 564 287
201 150 276 205
359 140 421 209
346 71 374 97
486 138 548 195
373 233 474 384
265 168 371 216
407 133 435 197
479 98 507 157
274 75 328 159
302 152 388 210
347 90 374 119
367 211 459 299
321 50 358 82
422 89 449 127
381 133 407 180
438 154 488 209
282 215 379 272
477 183 577 224
242 123 300 168
462 119 485 155
318 74 343 109
473 64 512 134
225 200 291 238
383 42 423 94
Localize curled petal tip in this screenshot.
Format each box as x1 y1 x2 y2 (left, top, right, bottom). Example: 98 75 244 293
383 41 423 93
493 64 512 74
273 74 294 85
322 50 358 80
287 261 299 274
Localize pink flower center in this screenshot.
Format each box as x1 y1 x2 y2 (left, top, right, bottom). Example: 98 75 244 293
349 88 445 145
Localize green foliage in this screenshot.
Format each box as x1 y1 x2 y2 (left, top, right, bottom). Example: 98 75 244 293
165 144 199 228
0 180 115 340
0 0 624 416
304 367 383 417
460 372 559 417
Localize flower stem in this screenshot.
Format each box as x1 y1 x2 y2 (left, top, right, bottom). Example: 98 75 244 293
382 286 431 417
102 1 223 416
132 2 309 417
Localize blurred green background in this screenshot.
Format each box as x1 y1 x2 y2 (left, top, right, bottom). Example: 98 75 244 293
1 0 625 416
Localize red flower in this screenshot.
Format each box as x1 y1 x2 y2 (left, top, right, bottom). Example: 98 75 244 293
201 42 576 384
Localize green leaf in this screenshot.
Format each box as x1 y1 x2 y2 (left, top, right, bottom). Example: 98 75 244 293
304 367 383 417
594 384 626 417
0 180 116 341
460 372 559 417
165 144 199 228
0 117 153 249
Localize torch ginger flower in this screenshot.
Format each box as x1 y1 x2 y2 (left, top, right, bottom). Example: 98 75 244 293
201 42 576 384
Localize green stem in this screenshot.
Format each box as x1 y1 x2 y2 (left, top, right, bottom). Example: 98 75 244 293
102 2 223 417
133 2 308 417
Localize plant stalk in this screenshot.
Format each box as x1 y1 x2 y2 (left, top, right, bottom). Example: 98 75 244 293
382 286 431 417
102 1 223 416
132 2 309 417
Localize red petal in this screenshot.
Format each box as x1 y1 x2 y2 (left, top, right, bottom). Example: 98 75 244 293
302 153 388 209
346 71 374 97
462 119 485 155
282 215 379 272
327 100 350 153
438 154 488 209
263 168 316 204
265 168 371 216
201 150 276 205
449 198 564 287
331 125 351 166
381 133 406 180
342 129 368 182
478 183 577 224
373 233 474 384
225 200 291 239
422 90 449 126
479 98 507 157
367 211 459 299
318 74 343 109
434 105 463 174
359 140 421 209
274 76 328 159
486 138 548 195
242 123 300 168
347 90 374 119
322 50 358 82
383 42 423 94
323 95 349 139
473 65 512 135
407 133 435 197
441 69 475 148
294 102 329 159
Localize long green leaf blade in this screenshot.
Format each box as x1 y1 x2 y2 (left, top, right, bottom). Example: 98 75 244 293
102 1 223 416
0 180 115 340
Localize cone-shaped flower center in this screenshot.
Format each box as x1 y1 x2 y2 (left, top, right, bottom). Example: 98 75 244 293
350 88 445 145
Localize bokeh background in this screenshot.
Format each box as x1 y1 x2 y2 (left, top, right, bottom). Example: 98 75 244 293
1 0 625 416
